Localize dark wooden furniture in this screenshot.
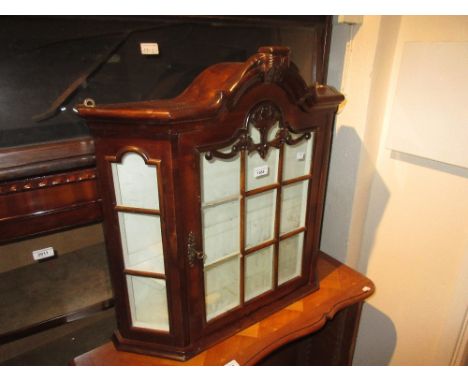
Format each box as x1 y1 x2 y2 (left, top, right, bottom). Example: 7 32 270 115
77 46 343 360
0 137 100 244
72 252 374 366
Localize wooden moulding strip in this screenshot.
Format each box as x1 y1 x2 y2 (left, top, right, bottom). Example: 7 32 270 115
114 206 160 215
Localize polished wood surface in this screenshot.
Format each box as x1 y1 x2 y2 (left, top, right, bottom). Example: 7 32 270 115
76 60 343 123
0 167 102 244
78 46 344 359
0 137 95 182
0 137 101 244
73 252 374 365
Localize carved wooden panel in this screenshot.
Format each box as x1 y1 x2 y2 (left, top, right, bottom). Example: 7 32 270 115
0 168 101 244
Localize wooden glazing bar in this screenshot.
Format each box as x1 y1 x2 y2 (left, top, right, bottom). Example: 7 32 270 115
240 150 246 305
244 182 279 197
124 269 166 280
281 174 312 187
115 205 160 215
279 227 306 241
273 145 285 289
244 238 277 256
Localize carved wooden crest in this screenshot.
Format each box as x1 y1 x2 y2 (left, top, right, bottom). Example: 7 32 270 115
204 101 311 160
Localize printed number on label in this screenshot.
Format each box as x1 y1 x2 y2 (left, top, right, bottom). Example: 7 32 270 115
254 165 269 178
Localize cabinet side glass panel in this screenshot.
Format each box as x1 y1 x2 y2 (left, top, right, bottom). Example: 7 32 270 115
126 275 169 331
118 212 165 274
112 152 159 210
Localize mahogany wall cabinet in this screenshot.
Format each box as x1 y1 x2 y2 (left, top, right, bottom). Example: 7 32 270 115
77 46 344 360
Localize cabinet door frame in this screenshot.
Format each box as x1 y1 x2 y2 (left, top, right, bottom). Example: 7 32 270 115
94 136 185 348
177 89 325 344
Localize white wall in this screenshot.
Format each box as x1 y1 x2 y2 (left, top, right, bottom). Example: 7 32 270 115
322 16 468 365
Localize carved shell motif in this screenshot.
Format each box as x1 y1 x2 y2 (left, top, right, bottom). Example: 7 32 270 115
205 102 311 160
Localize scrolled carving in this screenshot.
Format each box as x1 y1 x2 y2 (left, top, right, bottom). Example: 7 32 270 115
270 124 311 149
249 102 280 131
0 168 97 195
203 101 314 161
205 129 255 160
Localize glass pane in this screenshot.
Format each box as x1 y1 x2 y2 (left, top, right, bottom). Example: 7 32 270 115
283 133 314 181
278 233 304 285
126 275 169 331
246 148 279 191
201 153 240 204
246 190 276 249
249 123 261 145
245 246 274 301
205 255 240 321
280 181 309 235
248 119 280 143
112 152 159 210
267 121 281 142
118 212 165 274
202 199 240 265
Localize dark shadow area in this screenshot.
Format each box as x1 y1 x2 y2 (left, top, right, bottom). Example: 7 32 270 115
321 127 392 364
0 308 117 366
258 303 364 366
327 20 361 90
321 126 364 264
353 303 397 365
355 169 390 274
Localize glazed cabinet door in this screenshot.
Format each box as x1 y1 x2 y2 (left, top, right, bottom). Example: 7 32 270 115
187 102 318 332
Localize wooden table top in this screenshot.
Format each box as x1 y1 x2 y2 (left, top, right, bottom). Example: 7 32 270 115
73 252 374 366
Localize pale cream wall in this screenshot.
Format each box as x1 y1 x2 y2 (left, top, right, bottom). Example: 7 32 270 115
323 16 468 365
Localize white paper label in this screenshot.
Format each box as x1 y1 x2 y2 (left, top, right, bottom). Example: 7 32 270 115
224 360 240 366
254 165 269 178
140 43 159 55
32 247 55 261
296 151 306 161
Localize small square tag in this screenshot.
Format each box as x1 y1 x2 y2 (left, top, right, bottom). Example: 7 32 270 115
140 43 159 55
